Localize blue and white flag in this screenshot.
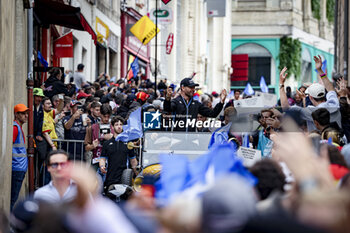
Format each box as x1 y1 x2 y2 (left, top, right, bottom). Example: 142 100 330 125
244 82 254 96
155 143 257 204
227 90 234 99
260 76 268 93
115 107 143 142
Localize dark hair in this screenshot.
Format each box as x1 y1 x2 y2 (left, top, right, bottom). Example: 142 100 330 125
100 103 112 116
312 96 327 102
49 67 62 78
77 63 84 70
249 159 286 200
93 82 101 91
46 149 69 165
94 90 105 98
327 145 348 168
41 97 51 105
311 108 330 126
234 89 241 94
111 116 125 126
90 101 101 109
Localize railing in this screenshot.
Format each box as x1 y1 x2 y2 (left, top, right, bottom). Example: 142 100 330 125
52 139 85 161
34 139 86 189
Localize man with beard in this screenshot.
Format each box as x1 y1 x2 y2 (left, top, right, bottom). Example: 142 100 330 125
164 77 227 131
99 116 138 191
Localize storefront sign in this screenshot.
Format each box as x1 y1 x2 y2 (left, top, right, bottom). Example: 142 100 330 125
166 33 174 54
96 17 109 44
150 7 173 24
54 32 73 58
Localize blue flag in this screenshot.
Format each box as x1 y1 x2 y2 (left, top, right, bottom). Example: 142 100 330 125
115 107 143 142
314 59 327 74
260 76 268 93
155 143 257 204
244 82 254 96
37 51 48 68
242 133 250 148
131 57 139 78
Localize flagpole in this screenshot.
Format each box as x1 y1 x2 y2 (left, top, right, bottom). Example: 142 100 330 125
124 43 144 80
154 0 158 95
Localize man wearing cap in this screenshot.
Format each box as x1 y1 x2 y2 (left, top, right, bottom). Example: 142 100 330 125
33 88 46 164
74 64 87 90
63 100 90 160
279 55 341 131
164 77 227 132
11 104 29 210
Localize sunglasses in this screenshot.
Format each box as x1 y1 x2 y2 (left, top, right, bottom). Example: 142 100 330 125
49 162 68 169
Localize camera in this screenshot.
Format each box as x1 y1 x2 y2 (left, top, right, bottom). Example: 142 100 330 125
100 124 111 135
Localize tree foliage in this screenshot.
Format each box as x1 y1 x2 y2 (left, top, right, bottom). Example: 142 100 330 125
278 37 302 79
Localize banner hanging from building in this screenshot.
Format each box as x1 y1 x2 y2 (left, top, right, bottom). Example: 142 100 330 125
53 32 73 58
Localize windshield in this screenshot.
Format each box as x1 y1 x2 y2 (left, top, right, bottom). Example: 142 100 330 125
142 132 212 167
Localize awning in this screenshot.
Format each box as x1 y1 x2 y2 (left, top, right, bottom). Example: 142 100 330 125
34 0 97 45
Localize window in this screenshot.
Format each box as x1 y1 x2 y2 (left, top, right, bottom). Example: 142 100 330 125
231 43 272 87
301 48 312 83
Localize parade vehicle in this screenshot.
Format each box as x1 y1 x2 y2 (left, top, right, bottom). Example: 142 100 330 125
125 131 213 192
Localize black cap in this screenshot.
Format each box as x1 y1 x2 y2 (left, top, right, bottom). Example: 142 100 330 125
180 78 199 88
77 63 85 70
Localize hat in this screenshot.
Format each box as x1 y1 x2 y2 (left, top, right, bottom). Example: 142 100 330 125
305 83 326 98
211 91 218 97
33 88 45 97
77 63 85 70
14 104 29 113
77 91 92 100
70 99 81 107
180 78 199 88
169 83 176 90
10 198 40 232
136 92 150 102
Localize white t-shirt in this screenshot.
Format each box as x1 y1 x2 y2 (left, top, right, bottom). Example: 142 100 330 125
290 91 341 132
74 72 86 90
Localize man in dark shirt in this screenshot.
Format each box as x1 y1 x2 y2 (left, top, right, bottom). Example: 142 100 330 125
99 116 138 189
163 77 227 131
63 100 90 160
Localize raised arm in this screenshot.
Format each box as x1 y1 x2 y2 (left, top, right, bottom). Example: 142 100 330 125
314 55 335 92
279 67 290 110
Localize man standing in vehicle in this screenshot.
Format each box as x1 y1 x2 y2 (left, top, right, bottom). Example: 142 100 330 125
99 116 138 191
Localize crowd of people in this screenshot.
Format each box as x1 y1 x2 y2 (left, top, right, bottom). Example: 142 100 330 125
4 55 350 233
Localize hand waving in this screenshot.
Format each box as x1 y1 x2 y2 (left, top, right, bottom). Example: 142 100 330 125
313 55 323 72
279 67 288 85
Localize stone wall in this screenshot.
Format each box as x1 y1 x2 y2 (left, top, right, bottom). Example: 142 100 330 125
0 0 16 212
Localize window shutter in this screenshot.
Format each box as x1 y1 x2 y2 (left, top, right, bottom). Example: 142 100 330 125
231 54 248 81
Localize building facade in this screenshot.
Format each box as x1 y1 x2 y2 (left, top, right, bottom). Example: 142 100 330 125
231 0 335 93
334 0 349 78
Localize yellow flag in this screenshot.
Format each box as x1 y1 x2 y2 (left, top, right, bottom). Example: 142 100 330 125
130 16 160 45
